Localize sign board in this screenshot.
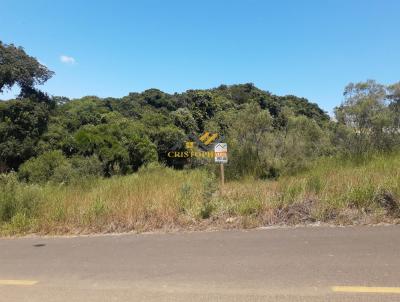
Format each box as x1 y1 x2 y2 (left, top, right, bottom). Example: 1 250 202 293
214 143 228 163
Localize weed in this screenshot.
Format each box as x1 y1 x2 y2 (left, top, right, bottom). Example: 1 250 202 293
0 153 399 235
236 198 263 216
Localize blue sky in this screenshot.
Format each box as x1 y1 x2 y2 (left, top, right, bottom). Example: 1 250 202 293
1 0 399 113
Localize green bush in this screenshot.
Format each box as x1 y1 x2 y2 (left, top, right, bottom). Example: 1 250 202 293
18 151 70 183
199 201 214 219
18 151 102 184
0 173 39 224
69 155 103 178
0 173 19 222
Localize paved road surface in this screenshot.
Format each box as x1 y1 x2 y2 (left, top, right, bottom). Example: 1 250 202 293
1 226 400 301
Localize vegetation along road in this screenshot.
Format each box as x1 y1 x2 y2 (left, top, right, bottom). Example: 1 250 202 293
1 42 400 236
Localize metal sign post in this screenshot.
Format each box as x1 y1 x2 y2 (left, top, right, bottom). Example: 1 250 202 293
220 162 225 187
214 143 228 194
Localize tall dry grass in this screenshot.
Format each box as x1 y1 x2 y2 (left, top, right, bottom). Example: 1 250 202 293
217 153 400 226
1 154 399 236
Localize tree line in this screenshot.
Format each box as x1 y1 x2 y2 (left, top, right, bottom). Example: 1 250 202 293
1 41 399 183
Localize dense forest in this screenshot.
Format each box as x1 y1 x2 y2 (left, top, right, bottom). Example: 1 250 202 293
1 42 400 184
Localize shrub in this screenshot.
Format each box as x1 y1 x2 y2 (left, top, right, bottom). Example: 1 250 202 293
0 173 19 222
69 155 103 178
18 151 102 184
199 201 214 219
7 212 35 234
0 173 39 224
345 184 376 209
18 150 70 183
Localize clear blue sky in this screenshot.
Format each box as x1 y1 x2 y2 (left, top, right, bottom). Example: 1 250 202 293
1 0 399 113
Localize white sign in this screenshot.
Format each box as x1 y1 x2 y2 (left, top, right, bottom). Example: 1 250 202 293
214 143 228 163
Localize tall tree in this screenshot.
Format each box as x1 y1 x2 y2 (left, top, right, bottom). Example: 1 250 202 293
0 42 55 171
334 80 395 153
0 41 54 97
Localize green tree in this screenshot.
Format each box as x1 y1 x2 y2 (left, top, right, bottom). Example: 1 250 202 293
226 103 274 179
225 104 331 179
72 119 157 176
151 125 186 167
0 99 50 171
280 114 330 174
334 80 396 153
0 41 54 97
171 108 198 133
0 42 56 171
387 82 400 135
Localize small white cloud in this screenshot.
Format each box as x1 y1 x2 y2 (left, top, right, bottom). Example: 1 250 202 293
60 55 76 64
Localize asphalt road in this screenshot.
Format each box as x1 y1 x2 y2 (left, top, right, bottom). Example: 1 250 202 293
1 225 400 302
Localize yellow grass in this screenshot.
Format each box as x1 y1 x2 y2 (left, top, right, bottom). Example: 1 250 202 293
1 154 399 236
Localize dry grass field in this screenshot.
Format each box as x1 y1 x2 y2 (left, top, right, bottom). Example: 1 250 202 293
1 153 399 236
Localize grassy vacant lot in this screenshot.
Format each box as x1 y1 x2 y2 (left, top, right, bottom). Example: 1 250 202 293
1 153 399 236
